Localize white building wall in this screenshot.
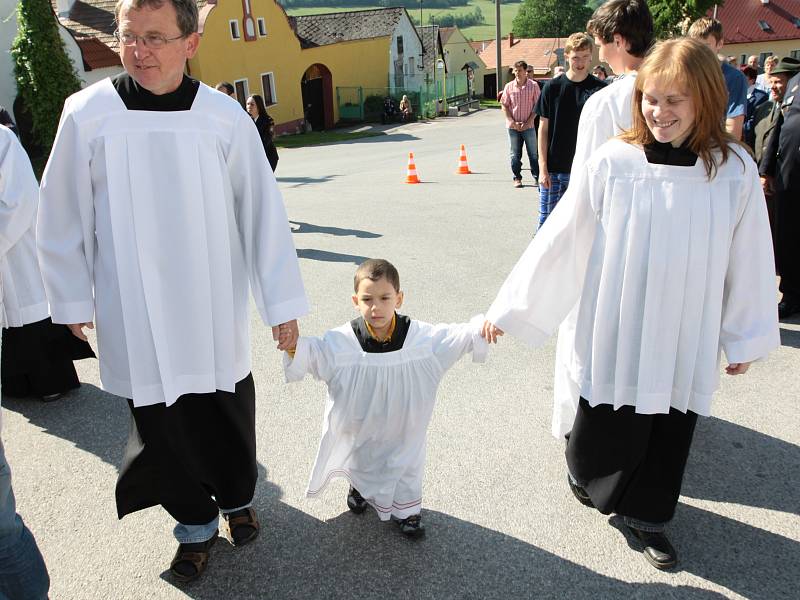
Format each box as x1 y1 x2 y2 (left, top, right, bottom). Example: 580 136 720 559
0 0 19 117
0 0 121 123
390 14 424 92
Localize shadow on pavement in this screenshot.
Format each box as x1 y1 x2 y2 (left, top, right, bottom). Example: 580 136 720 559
779 327 800 348
291 221 381 239
162 494 728 600
611 502 797 600
683 417 800 516
296 249 369 265
2 384 128 468
276 175 339 188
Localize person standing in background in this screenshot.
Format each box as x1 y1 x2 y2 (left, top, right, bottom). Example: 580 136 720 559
501 60 540 188
246 94 279 173
535 33 606 227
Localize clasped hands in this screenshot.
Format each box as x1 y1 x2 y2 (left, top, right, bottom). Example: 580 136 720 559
272 320 298 351
480 320 504 344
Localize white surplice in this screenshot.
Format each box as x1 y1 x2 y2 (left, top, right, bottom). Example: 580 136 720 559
38 80 308 407
0 126 41 330
284 317 488 520
549 75 637 439
487 140 779 434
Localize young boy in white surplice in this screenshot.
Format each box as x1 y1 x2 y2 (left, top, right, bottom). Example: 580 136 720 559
283 259 487 538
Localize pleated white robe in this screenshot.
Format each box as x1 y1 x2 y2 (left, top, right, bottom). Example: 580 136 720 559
551 75 638 439
284 317 488 521
38 80 308 407
0 126 40 330
487 140 779 433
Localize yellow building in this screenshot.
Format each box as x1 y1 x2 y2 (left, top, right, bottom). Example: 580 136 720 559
190 2 421 133
440 27 487 97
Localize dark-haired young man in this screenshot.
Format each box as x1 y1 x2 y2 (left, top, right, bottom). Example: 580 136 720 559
501 60 541 188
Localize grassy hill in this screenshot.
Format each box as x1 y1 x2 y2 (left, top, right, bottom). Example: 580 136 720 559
283 0 522 42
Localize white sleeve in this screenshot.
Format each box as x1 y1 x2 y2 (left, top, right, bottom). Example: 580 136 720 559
720 157 780 363
0 127 37 258
430 314 489 372
37 103 96 324
228 110 309 326
486 160 603 347
283 336 336 383
571 94 616 171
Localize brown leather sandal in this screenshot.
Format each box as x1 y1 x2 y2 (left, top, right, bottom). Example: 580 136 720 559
169 533 217 582
221 507 260 547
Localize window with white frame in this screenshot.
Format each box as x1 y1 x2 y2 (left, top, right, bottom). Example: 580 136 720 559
230 19 241 40
234 79 249 108
790 49 800 60
759 51 773 67
261 72 277 106
257 17 267 37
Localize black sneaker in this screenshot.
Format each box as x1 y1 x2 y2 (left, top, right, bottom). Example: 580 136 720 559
567 474 594 508
395 514 426 539
625 525 677 570
346 487 368 514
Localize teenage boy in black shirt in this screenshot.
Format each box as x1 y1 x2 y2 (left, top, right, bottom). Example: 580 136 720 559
535 32 606 228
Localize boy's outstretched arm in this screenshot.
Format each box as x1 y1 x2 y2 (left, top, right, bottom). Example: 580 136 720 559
481 320 504 344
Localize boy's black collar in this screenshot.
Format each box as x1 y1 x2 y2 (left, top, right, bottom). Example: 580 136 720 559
351 314 411 353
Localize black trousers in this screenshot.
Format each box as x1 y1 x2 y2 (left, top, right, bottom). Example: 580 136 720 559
775 188 800 301
116 374 258 525
566 398 698 524
1 318 95 397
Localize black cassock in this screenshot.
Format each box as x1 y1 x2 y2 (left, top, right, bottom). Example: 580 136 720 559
2 318 95 398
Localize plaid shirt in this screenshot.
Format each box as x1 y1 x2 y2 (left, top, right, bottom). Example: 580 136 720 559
501 78 540 129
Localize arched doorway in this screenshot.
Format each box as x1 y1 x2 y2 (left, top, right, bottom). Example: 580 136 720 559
301 63 334 131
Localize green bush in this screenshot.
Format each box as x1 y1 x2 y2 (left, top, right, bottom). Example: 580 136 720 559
11 0 82 152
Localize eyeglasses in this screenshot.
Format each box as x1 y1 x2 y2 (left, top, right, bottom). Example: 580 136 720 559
114 30 186 49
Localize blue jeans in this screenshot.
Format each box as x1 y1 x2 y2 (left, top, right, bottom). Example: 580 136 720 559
508 127 539 181
173 501 253 544
0 434 50 599
538 172 570 227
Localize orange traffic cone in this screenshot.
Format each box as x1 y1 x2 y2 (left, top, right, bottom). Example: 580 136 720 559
455 144 472 174
405 152 420 184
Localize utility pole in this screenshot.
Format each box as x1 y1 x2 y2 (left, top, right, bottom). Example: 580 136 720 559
495 0 501 96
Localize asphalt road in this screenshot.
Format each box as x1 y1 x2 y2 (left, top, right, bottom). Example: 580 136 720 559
3 109 799 599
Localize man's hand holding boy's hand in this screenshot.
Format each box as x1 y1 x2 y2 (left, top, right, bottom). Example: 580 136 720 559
481 320 504 344
272 320 299 351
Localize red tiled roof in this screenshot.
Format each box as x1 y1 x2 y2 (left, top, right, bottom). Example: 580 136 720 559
51 0 119 54
478 37 563 73
713 0 800 44
76 36 120 69
439 26 457 45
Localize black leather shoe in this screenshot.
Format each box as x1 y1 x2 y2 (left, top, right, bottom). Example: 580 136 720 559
567 474 594 508
625 525 677 570
346 486 368 514
778 300 800 319
395 514 426 539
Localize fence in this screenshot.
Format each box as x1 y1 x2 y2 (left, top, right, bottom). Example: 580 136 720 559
336 73 471 123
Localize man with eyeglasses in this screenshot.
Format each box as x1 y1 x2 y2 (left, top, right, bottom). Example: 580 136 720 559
38 0 308 582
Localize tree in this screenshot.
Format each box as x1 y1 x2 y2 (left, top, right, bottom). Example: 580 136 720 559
512 0 593 38
648 0 722 38
11 0 82 152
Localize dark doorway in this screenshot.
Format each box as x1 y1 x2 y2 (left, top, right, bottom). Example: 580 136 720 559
301 63 334 131
484 73 497 99
302 78 324 131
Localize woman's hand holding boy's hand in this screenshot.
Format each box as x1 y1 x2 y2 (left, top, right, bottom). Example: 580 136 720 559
272 320 299 351
481 320 504 344
725 362 751 375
